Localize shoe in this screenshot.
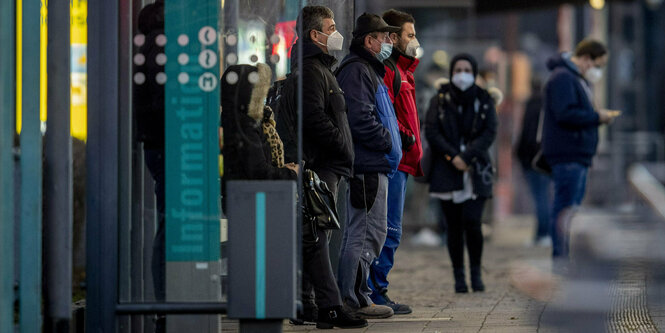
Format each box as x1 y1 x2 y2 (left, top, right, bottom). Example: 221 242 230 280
536 237 552 247
316 306 368 329
378 291 412 315
289 304 317 325
471 266 485 292
453 267 468 293
153 315 165 333
348 303 394 319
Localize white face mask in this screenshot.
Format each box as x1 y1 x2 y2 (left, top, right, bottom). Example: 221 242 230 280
452 72 475 91
405 38 420 58
585 67 603 83
315 30 344 52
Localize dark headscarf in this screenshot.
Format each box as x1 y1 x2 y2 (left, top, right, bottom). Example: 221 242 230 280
449 53 479 106
449 53 478 79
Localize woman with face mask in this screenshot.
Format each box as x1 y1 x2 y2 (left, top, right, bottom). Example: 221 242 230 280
425 53 499 293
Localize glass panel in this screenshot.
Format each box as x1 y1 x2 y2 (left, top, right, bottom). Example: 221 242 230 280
119 2 353 331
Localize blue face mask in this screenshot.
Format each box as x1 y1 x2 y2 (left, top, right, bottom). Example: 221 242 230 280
372 36 393 62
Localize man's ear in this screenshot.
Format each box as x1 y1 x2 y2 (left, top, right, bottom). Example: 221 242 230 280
309 29 317 42
389 32 399 44
364 34 372 48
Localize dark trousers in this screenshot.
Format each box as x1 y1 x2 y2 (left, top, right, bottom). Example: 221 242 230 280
301 170 343 310
440 198 486 269
145 149 165 332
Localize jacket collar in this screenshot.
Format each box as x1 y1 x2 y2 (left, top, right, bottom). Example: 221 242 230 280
349 43 386 77
389 48 419 73
561 52 582 76
291 38 338 70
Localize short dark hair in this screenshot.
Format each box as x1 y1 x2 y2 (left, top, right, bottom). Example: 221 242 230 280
574 39 607 60
297 6 334 40
382 9 414 34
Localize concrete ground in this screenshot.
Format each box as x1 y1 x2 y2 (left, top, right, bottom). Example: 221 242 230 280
222 209 665 332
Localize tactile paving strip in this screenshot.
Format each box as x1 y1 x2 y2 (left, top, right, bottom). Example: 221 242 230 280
607 267 658 333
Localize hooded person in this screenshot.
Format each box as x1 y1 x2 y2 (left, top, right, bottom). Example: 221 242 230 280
134 3 167 331
425 53 498 293
542 39 615 265
221 63 299 209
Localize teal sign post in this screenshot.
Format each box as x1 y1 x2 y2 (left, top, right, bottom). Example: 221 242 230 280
164 0 220 261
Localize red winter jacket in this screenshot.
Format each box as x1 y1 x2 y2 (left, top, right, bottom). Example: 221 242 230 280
383 50 423 176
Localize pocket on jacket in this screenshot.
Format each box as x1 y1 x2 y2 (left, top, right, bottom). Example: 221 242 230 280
328 88 346 118
349 173 379 211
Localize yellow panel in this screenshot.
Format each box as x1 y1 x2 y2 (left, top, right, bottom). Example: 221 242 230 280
71 0 87 140
41 0 47 125
16 0 22 133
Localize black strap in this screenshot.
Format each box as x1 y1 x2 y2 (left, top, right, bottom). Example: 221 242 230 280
384 57 402 101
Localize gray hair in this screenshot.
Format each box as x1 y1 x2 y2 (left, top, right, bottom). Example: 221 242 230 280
297 6 334 39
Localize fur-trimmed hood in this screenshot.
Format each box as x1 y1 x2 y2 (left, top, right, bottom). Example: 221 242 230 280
221 63 272 123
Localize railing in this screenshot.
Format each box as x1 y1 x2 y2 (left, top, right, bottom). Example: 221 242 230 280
628 162 665 221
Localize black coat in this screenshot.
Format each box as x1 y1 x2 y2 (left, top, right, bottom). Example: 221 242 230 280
425 83 498 198
516 94 543 168
290 40 354 177
222 65 296 184
134 28 165 149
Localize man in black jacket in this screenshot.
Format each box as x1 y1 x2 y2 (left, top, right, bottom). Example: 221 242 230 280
287 6 366 329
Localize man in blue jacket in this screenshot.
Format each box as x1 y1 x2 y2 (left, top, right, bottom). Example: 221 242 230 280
543 39 616 264
336 13 402 319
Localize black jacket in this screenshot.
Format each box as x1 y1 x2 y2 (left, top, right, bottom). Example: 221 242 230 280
222 65 296 202
516 94 543 168
134 28 165 149
425 83 498 198
289 39 354 177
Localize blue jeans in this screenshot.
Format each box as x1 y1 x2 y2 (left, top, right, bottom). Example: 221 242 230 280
368 170 408 303
551 162 588 259
524 168 552 240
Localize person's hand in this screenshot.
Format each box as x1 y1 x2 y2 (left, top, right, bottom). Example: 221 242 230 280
285 163 300 175
452 155 468 171
597 109 617 124
399 130 416 152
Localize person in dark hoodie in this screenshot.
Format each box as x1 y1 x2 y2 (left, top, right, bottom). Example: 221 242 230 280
515 78 552 247
335 12 402 320
133 2 166 331
542 39 616 264
221 63 299 187
285 6 366 329
367 8 421 315
426 53 498 293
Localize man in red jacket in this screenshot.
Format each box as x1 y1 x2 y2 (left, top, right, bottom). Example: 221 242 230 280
368 9 422 315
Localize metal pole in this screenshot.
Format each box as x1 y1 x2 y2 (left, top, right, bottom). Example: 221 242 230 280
117 0 133 331
20 0 43 331
0 0 16 332
44 0 72 331
86 0 120 331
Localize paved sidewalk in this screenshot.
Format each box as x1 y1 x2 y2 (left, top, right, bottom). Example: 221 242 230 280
223 215 554 332
221 207 665 332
